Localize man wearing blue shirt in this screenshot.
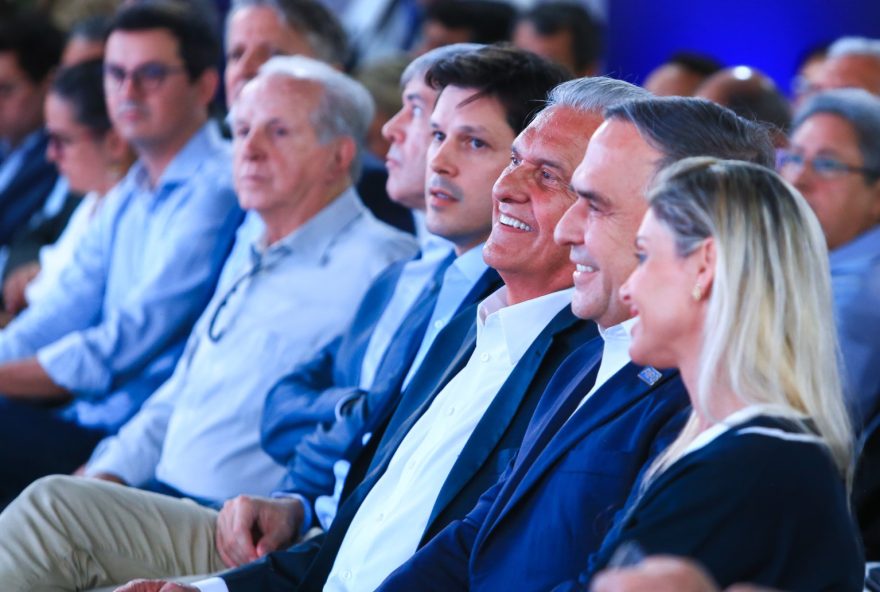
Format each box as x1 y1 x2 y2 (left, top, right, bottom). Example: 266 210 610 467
0 2 243 501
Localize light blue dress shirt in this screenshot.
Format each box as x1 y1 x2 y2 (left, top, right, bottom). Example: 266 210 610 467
0 123 243 432
85 189 416 501
358 235 455 390
829 224 880 426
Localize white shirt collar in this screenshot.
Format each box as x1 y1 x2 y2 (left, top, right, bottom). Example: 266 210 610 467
477 286 575 365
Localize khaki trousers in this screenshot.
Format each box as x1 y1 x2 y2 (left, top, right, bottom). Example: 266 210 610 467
0 475 226 592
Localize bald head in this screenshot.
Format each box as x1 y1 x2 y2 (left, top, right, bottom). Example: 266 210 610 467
697 66 791 146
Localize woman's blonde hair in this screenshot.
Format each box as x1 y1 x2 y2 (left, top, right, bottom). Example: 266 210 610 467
645 157 853 481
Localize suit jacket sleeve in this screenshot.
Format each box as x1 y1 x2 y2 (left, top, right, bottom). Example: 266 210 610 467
261 334 364 468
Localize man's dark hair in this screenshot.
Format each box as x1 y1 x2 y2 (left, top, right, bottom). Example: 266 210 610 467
425 44 571 136
0 10 64 83
519 1 603 73
51 59 112 135
227 0 349 66
606 97 776 169
667 52 724 78
110 0 221 80
69 15 112 45
425 0 516 46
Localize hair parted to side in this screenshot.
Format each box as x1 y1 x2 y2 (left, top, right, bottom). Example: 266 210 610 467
646 157 853 481
424 44 571 136
226 0 349 66
110 0 220 81
605 96 776 171
252 55 374 181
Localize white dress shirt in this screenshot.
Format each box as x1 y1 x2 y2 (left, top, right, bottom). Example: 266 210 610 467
324 286 574 592
575 317 639 412
85 189 416 501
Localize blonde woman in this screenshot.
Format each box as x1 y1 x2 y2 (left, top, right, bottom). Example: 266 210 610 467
590 157 864 590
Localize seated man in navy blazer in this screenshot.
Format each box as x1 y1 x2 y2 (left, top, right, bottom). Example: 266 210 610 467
376 98 776 592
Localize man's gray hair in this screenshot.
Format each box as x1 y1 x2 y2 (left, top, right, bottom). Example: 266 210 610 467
828 36 880 61
546 76 651 114
226 0 348 65
258 55 375 181
400 43 483 87
793 88 880 181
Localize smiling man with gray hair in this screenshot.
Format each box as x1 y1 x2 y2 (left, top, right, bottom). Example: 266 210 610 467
0 54 416 592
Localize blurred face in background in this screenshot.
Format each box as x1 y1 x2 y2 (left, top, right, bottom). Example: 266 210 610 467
224 6 316 102
45 92 126 195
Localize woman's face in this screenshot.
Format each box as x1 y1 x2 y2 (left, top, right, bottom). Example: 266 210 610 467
620 209 707 369
44 93 115 194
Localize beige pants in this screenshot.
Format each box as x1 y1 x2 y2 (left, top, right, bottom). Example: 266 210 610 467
0 475 226 592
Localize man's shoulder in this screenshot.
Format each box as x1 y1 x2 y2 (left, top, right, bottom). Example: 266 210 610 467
341 197 418 259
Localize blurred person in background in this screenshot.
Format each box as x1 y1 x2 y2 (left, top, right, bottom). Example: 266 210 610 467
513 1 603 77
2 60 135 316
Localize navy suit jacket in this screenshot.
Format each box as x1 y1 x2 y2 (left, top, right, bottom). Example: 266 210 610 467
261 258 501 501
221 304 598 592
587 415 864 591
377 338 690 592
0 131 58 246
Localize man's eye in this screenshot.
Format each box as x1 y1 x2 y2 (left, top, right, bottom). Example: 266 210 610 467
468 137 486 149
432 131 445 142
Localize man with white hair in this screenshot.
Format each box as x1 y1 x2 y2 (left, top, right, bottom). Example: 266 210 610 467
0 54 416 591
814 36 880 96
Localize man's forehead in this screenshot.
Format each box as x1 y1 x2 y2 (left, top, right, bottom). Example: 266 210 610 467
402 76 436 104
238 75 320 114
106 28 179 61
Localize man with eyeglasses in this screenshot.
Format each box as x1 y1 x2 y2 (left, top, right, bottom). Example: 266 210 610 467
0 1 245 503
779 88 880 428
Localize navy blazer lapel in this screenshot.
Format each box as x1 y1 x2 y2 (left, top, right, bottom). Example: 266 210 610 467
495 363 678 524
426 307 581 529
364 316 478 479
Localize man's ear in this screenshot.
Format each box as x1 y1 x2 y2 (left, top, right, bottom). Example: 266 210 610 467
330 136 357 181
195 68 220 107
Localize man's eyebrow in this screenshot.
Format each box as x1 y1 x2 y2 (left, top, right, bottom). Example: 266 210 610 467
456 124 489 135
511 143 566 170
574 188 611 208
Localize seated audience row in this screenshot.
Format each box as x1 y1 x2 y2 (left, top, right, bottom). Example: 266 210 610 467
0 1 874 591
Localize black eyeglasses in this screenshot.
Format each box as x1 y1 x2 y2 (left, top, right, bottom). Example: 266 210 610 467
103 62 187 93
777 150 880 180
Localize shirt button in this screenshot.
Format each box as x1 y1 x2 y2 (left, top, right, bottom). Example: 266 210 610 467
342 570 352 581
433 319 445 330
378 512 385 522
447 407 455 416
480 352 490 362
